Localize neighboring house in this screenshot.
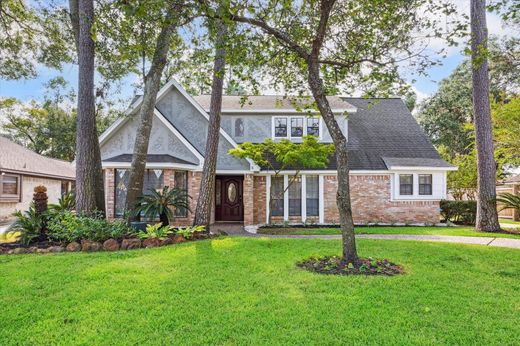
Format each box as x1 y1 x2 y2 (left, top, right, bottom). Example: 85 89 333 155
0 137 75 221
99 79 456 226
497 175 520 221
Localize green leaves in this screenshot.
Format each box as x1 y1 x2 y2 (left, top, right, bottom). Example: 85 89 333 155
133 186 191 225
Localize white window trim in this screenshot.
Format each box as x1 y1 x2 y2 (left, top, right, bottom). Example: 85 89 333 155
265 173 325 224
271 116 323 141
392 171 443 201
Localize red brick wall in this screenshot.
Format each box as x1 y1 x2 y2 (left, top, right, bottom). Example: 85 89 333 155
324 174 440 224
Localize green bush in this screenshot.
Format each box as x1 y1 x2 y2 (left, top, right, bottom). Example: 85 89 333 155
47 211 136 243
176 225 205 239
137 223 174 240
440 200 477 225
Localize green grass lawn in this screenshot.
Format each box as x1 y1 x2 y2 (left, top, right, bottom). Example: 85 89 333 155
1 237 520 345
258 226 520 238
500 218 520 225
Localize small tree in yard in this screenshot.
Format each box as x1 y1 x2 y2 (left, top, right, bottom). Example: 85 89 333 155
229 135 334 224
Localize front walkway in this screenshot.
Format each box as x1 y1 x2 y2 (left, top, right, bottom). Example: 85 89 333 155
234 233 520 249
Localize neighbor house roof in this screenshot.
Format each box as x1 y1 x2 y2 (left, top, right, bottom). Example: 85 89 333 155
502 174 520 184
193 95 357 113
344 98 453 171
0 136 75 180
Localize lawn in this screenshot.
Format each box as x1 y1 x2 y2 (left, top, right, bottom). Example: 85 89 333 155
500 218 520 225
1 237 520 345
257 225 520 238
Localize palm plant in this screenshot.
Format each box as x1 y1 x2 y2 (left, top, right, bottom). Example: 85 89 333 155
48 192 76 213
5 204 46 245
133 186 190 226
496 193 520 213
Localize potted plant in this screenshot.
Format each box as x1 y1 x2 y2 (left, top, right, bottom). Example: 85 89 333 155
132 186 190 226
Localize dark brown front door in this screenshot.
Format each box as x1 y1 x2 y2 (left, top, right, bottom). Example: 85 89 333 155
215 176 244 221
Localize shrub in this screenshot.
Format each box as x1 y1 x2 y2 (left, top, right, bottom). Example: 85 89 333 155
440 200 477 225
48 192 75 212
5 204 45 245
47 211 136 243
133 187 191 226
137 223 174 240
176 225 205 239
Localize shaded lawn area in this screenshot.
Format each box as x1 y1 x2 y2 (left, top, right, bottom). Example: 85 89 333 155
1 237 520 345
500 218 520 225
258 226 520 238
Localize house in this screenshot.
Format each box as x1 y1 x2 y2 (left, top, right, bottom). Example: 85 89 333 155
497 175 520 221
99 80 456 226
0 137 75 221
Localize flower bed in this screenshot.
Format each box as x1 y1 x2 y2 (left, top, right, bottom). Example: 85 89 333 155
297 256 404 276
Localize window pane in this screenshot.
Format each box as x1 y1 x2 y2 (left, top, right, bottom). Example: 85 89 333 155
289 177 301 216
307 118 319 136
274 118 287 137
234 118 244 137
419 174 432 195
143 170 164 195
174 171 188 217
115 169 130 217
291 118 303 137
306 175 319 216
2 175 18 195
271 176 284 216
399 174 413 195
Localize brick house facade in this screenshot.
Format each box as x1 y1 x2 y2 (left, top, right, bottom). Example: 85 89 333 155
99 79 455 227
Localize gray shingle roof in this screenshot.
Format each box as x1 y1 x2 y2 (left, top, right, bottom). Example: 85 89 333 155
103 154 197 166
344 98 451 170
502 174 520 184
0 136 75 179
382 157 455 169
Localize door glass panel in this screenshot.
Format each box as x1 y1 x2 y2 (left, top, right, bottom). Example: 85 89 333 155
216 179 221 206
228 182 237 203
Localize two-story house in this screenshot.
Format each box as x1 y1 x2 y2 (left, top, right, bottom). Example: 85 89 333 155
99 79 455 226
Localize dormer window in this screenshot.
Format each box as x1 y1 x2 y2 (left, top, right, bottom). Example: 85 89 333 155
290 118 304 137
307 118 319 136
274 118 287 137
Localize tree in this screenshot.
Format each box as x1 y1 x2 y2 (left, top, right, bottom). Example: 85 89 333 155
124 1 192 221
230 136 334 224
71 0 105 215
193 7 229 227
492 96 520 168
213 0 462 263
470 0 501 232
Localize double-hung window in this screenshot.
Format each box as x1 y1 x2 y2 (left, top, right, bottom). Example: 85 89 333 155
399 174 413 195
288 177 302 216
419 174 433 195
0 173 20 201
306 175 319 216
274 118 287 138
290 118 304 138
307 118 320 137
271 176 284 216
174 171 188 217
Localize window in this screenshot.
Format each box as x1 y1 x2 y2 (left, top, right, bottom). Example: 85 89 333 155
234 118 244 137
289 177 301 216
419 174 432 195
274 118 287 137
290 118 304 137
0 174 20 200
307 118 320 137
143 170 164 195
61 181 69 196
306 175 319 216
174 171 188 217
399 174 413 195
271 176 284 216
114 169 130 217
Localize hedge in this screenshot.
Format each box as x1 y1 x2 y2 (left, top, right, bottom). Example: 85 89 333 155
440 200 477 225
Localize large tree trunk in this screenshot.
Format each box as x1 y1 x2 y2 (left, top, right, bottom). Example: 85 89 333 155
470 0 501 232
124 13 178 221
73 0 105 215
307 58 358 263
193 18 227 227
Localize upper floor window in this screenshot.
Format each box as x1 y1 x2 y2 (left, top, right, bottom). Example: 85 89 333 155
290 118 304 137
307 118 320 136
0 173 20 201
274 118 287 137
399 174 413 195
234 118 244 137
419 174 432 195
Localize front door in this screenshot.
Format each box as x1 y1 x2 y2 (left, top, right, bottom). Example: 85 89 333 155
215 176 244 221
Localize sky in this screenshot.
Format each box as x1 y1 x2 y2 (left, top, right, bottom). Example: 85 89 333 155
0 2 514 108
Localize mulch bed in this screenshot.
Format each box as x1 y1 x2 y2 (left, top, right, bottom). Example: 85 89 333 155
297 256 404 276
